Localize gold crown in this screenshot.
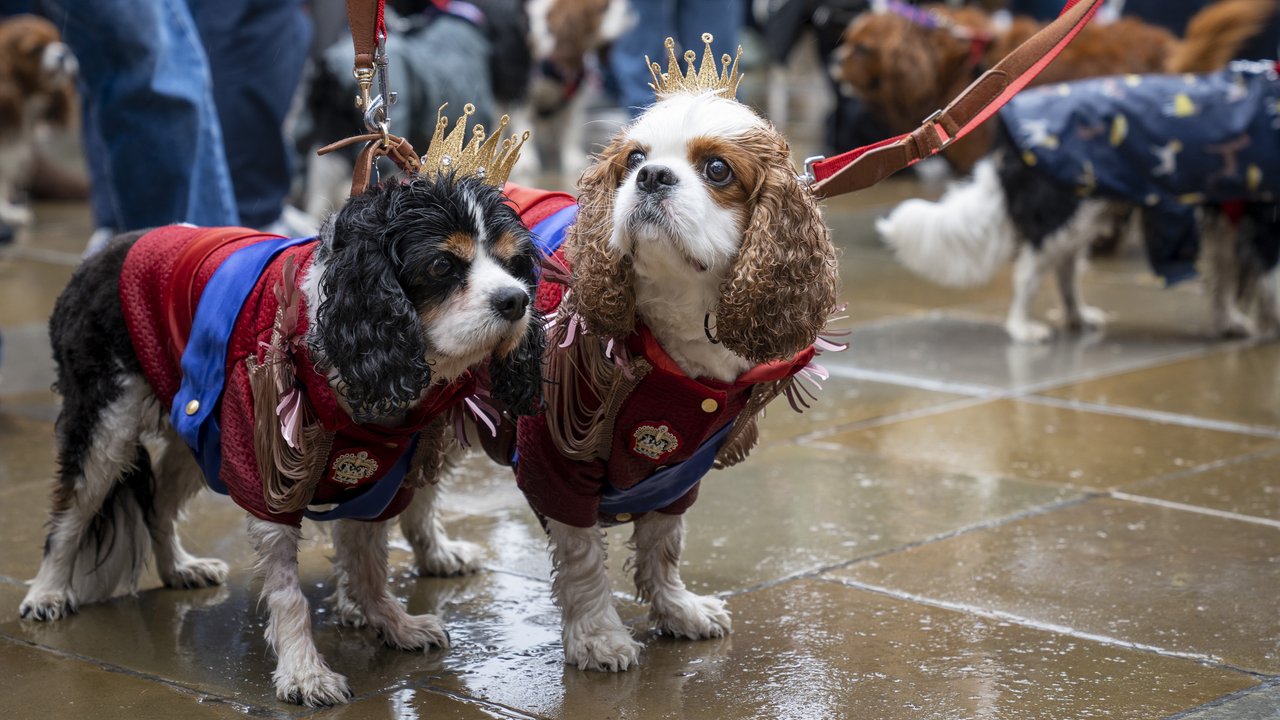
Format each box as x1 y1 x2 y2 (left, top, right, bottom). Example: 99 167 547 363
647 33 743 99
420 103 529 186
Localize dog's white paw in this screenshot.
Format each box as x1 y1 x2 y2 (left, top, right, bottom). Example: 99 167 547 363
18 589 77 621
1006 318 1053 343
377 612 450 652
652 592 732 640
1216 308 1257 339
1057 305 1108 331
160 557 229 589
414 538 483 577
563 624 642 672
274 662 352 707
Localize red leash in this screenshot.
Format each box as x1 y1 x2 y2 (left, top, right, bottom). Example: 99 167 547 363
808 0 1104 198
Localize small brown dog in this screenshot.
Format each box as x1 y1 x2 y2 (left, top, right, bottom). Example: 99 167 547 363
833 0 1278 174
0 14 77 234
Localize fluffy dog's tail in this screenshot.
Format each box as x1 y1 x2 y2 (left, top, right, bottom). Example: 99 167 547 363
876 159 1017 288
67 445 155 605
1167 0 1279 73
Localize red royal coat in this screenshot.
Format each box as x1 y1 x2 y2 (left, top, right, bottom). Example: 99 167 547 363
120 225 474 526
505 187 817 528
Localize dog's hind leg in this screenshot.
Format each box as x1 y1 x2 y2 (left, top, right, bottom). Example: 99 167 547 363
548 519 641 671
149 432 228 589
630 512 730 641
248 517 351 707
20 375 155 620
1054 250 1107 332
332 520 449 651
1203 210 1255 338
1006 246 1053 343
399 469 483 577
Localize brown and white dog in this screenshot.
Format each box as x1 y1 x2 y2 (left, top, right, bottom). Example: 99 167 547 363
832 0 1278 174
0 14 77 234
407 39 840 672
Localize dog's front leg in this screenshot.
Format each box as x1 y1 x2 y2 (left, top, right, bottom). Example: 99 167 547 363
332 519 450 651
1054 251 1107 332
1006 245 1053 343
399 477 483 577
631 512 731 640
248 517 351 707
548 519 641 671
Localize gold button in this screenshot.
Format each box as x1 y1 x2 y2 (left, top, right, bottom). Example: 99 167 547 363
184 399 200 416
701 398 719 413
615 512 633 522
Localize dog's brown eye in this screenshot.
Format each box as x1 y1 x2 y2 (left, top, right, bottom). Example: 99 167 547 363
626 150 646 170
704 158 732 185
429 256 454 278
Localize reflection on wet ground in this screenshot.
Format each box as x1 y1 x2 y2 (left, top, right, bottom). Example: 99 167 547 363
2 181 1278 719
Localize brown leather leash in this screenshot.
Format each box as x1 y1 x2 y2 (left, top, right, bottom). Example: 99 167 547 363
808 0 1105 198
321 0 421 196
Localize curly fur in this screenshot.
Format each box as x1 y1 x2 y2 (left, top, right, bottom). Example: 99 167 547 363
716 132 839 364
566 147 638 341
311 172 543 421
488 307 547 416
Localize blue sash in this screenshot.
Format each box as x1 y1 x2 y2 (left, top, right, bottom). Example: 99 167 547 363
597 421 734 517
531 205 576 256
170 235 419 522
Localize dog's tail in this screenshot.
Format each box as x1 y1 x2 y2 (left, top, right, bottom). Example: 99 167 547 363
876 159 1017 288
66 445 155 605
1167 0 1279 73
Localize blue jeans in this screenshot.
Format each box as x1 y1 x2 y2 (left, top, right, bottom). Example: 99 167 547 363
41 0 308 231
611 0 744 119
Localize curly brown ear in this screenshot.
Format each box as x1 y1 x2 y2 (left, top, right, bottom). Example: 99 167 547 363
716 135 838 364
565 142 636 340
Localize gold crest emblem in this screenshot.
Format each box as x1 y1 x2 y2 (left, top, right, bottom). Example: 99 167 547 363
632 423 680 461
332 451 378 485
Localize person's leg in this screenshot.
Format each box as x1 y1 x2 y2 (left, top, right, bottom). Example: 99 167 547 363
675 0 742 78
610 0 676 119
189 0 311 229
41 0 238 230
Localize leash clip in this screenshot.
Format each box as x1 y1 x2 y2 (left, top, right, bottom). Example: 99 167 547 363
801 155 825 186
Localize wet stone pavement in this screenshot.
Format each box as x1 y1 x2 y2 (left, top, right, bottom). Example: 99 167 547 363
2 184 1279 720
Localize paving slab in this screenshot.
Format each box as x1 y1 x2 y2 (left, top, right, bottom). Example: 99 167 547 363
433 578 1258 720
820 399 1276 490
1120 451 1280 523
755 375 965 442
837 497 1280 675
1177 684 1280 719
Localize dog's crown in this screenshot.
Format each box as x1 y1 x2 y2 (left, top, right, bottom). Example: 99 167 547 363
420 103 529 186
647 33 742 99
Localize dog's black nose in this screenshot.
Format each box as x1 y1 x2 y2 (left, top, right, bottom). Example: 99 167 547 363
491 287 529 322
636 164 678 193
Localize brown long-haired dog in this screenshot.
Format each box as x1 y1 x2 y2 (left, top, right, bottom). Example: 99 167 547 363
833 0 1279 173
0 14 77 233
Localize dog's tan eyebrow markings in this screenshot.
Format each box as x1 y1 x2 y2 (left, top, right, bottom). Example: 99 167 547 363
490 231 523 262
442 232 476 262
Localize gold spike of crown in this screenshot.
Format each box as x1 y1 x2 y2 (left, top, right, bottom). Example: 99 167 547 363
420 103 530 186
647 33 743 99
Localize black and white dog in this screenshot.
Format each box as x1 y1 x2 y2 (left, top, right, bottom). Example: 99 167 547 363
19 166 545 705
879 62 1280 342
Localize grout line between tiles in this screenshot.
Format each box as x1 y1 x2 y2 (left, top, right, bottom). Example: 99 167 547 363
1163 678 1280 719
719 494 1097 601
0 633 290 718
420 684 549 720
1022 395 1280 439
823 364 998 397
1109 492 1280 529
5 244 83 267
819 576 1274 680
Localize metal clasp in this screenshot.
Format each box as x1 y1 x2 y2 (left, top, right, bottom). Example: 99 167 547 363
921 109 954 150
801 155 825 185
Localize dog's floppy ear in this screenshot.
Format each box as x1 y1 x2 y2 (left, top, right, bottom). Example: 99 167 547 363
488 309 546 416
716 132 838 364
565 142 636 340
313 185 432 420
